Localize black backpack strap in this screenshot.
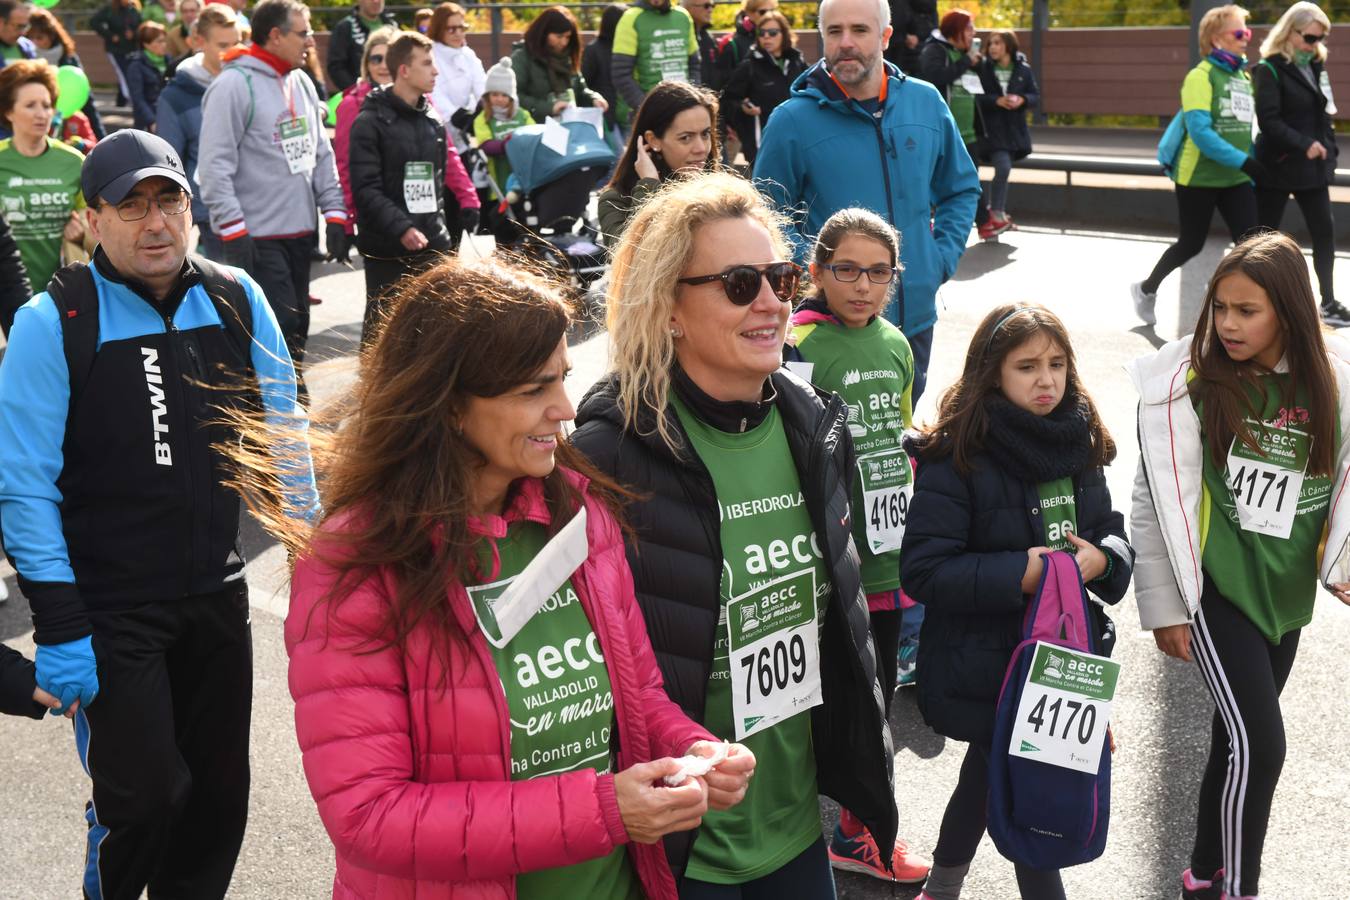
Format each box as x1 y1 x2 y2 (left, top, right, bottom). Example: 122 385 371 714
191 255 254 371
46 262 100 409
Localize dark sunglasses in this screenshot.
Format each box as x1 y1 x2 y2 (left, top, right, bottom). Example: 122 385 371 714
1231 27 1252 40
1299 31 1325 43
677 262 802 305
368 53 385 64
758 27 781 36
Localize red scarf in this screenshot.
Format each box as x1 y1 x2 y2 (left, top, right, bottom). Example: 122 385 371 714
243 42 294 77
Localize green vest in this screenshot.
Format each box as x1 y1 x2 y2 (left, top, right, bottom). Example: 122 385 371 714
791 316 914 593
1196 374 1334 642
1176 60 1253 188
671 394 827 884
467 523 640 900
946 47 977 144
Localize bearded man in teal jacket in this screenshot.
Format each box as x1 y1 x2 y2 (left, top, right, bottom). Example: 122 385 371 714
753 0 979 401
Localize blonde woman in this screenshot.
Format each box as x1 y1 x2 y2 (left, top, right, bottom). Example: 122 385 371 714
334 26 396 240
1132 4 1260 326
572 172 902 898
1253 1 1345 327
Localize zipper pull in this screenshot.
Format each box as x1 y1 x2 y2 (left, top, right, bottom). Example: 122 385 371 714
740 417 748 432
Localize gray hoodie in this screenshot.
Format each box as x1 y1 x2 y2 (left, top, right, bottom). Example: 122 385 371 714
197 51 347 240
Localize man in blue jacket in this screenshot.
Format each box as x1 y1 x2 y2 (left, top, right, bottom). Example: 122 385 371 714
753 0 979 400
0 130 316 899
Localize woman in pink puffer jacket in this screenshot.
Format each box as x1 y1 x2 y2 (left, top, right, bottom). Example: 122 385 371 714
277 257 756 899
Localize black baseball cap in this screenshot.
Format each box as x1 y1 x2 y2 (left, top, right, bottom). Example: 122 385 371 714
80 129 192 206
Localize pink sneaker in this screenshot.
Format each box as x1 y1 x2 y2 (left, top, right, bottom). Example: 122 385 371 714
827 824 931 883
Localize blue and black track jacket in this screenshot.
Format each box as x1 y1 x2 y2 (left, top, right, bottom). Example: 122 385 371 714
0 250 318 645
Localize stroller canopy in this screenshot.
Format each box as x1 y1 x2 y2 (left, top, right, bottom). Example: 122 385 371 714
505 121 616 195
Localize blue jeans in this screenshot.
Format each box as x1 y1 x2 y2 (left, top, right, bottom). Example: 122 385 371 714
986 149 1014 214
900 601 925 643
679 836 836 899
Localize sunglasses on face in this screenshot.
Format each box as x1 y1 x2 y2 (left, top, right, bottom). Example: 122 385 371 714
368 53 385 64
1299 31 1324 43
445 24 467 32
758 27 781 36
691 2 713 8
1231 27 1252 40
677 262 802 305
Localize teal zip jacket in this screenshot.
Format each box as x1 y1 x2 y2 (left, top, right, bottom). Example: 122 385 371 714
753 60 980 336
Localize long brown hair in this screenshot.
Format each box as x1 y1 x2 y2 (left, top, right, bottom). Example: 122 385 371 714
605 81 720 196
914 303 1116 474
230 257 628 661
1189 231 1337 476
523 6 582 73
27 9 77 59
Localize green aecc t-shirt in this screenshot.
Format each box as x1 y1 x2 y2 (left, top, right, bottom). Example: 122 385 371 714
671 393 828 884
1196 373 1334 642
467 522 641 900
791 316 914 593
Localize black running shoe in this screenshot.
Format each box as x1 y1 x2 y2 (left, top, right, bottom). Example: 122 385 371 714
1321 300 1350 329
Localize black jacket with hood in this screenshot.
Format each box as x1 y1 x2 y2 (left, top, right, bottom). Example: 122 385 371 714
974 52 1039 160
327 3 399 92
572 367 899 876
1253 54 1340 192
0 208 31 337
348 85 453 259
722 45 807 133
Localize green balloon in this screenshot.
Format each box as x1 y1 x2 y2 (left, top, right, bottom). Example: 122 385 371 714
55 66 90 118
32 0 58 8
327 92 342 127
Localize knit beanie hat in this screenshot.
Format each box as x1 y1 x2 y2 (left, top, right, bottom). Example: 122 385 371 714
484 56 517 101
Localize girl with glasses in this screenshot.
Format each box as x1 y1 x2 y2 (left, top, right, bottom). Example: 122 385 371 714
784 208 933 885
575 173 899 899
1132 4 1260 328
721 10 804 166
1252 2 1345 328
903 303 1132 900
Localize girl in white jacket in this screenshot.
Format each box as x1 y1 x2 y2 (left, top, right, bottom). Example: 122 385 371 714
1129 231 1350 900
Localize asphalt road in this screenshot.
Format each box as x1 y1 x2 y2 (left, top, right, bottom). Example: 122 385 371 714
2 226 1348 900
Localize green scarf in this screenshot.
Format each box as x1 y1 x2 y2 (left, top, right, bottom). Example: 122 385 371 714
546 50 574 93
144 50 166 73
1294 49 1315 65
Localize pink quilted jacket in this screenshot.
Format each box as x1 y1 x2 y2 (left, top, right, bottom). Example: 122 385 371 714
287 471 716 899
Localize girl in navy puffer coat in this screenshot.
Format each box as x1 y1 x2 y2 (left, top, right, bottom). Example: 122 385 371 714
900 303 1134 900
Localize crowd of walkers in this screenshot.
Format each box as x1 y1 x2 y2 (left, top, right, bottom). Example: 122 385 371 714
0 0 1346 899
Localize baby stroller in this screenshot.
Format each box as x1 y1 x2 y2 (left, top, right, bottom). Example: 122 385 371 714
483 120 614 292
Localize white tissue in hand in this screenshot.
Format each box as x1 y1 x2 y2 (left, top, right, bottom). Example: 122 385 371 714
663 742 730 786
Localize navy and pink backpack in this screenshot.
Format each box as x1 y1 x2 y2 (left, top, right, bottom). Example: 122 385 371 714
987 550 1113 870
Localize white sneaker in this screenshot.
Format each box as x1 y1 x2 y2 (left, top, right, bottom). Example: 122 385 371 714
0 578 8 602
1131 281 1157 326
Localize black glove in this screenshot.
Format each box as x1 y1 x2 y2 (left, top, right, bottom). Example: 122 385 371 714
1240 156 1270 185
326 222 350 264
459 206 481 233
450 107 474 132
220 234 255 271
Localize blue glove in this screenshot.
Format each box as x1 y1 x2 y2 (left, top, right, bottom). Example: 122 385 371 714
34 636 98 716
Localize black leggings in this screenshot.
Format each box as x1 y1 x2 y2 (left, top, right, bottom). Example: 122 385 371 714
931 744 1066 900
1143 183 1258 295
871 608 902 716
1257 185 1337 306
1188 576 1301 898
679 836 836 899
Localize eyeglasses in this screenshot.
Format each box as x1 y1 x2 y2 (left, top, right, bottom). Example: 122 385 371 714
445 24 467 32
1299 31 1325 43
821 263 897 285
753 5 777 14
1231 27 1252 40
691 2 714 8
368 53 385 64
758 27 781 36
106 190 190 222
677 262 801 305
